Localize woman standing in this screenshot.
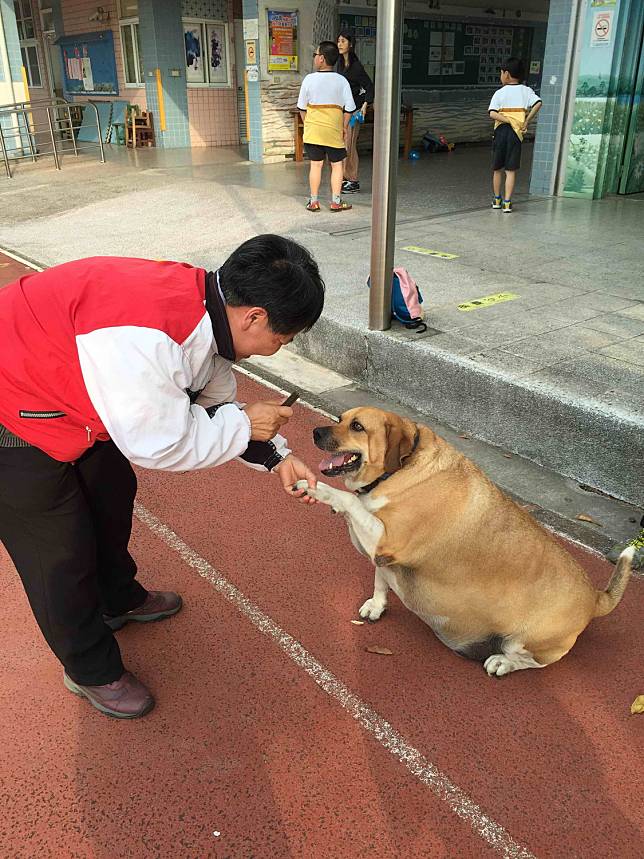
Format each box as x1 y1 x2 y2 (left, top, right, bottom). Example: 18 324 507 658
336 31 374 194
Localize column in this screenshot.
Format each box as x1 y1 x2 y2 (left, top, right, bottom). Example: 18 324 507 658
242 0 263 162
138 0 191 149
529 0 577 197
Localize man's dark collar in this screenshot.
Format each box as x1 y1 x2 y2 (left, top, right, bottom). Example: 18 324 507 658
205 270 235 361
356 428 420 495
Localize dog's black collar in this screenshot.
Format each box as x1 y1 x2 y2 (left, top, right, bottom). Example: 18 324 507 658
356 429 420 495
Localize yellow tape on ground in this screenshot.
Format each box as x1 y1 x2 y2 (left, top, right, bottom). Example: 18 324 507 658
458 292 519 312
402 246 459 260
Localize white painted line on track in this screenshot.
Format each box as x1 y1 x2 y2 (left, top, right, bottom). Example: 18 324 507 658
0 246 44 270
135 500 536 859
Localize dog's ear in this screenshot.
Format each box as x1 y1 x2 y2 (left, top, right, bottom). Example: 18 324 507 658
384 418 415 474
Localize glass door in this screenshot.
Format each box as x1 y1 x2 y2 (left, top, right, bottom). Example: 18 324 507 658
618 22 644 194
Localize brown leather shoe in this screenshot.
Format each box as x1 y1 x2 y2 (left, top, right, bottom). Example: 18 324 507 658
104 591 183 631
63 671 155 719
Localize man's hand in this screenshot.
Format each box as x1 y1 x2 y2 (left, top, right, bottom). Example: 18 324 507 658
244 401 292 441
361 102 368 116
274 455 318 504
520 123 528 135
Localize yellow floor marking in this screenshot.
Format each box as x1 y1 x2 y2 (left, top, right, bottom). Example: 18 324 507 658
402 246 459 260
458 292 519 311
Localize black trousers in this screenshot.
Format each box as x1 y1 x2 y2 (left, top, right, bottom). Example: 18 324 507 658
0 441 147 685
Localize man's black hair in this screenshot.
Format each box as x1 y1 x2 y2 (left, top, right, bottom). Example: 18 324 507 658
319 41 339 67
501 57 525 82
219 234 325 334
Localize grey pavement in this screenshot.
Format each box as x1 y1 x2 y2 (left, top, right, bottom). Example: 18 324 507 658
3 142 643 507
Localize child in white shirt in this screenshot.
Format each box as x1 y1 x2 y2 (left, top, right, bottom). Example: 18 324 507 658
488 58 542 213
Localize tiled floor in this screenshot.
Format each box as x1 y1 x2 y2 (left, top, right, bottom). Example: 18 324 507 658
1 142 642 418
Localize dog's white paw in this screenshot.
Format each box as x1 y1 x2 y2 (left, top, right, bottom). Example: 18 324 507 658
484 654 516 677
294 480 343 510
359 597 386 622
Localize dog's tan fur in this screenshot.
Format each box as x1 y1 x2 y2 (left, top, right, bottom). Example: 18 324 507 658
299 407 633 675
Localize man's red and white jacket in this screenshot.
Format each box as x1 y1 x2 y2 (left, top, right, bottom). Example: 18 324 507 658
0 257 289 469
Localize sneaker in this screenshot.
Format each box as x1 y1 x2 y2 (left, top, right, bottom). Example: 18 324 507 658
502 199 513 213
492 195 502 209
605 525 644 570
104 590 182 631
329 200 352 212
306 199 321 212
64 670 155 719
342 181 360 193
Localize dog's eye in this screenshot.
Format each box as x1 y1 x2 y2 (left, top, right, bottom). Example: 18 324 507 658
350 420 365 432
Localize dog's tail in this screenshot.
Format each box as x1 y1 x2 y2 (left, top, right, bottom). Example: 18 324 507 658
594 546 634 617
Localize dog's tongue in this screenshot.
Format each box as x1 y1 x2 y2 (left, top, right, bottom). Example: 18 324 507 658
319 453 350 473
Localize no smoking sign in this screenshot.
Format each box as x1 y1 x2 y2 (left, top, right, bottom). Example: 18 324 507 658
591 11 612 48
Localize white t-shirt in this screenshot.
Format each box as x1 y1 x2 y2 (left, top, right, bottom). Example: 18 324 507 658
488 84 541 140
297 70 356 148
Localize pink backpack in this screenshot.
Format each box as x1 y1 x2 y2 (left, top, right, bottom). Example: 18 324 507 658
368 267 426 331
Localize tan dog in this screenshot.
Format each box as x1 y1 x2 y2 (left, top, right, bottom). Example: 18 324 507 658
296 407 633 676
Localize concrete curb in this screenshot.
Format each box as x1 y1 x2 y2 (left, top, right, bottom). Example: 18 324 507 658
291 321 643 508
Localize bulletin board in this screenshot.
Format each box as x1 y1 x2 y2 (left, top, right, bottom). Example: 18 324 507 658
402 19 533 88
58 31 119 96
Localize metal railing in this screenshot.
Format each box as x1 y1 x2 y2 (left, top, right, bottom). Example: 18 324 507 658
0 97 105 179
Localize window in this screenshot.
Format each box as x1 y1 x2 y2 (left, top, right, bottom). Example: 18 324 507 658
118 0 138 16
39 6 55 35
183 19 230 87
15 0 43 87
118 0 143 86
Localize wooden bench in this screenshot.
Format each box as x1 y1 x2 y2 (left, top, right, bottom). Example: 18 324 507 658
290 105 415 162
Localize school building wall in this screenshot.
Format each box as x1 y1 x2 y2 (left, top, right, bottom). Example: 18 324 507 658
15 0 240 148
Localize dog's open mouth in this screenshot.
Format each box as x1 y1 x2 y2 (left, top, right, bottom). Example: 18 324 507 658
319 451 362 477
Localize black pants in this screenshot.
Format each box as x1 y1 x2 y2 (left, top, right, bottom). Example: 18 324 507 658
0 441 147 685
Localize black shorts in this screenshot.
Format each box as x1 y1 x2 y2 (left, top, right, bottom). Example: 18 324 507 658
305 143 346 163
492 124 522 171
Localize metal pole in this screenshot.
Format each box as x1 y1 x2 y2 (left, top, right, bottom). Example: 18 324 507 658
368 0 403 330
46 107 61 170
0 124 12 178
21 109 37 162
67 106 79 156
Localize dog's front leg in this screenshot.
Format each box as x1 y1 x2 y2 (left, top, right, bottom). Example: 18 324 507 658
294 480 384 558
359 567 389 621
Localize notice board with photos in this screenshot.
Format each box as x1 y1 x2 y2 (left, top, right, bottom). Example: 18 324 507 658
402 18 534 87
58 30 119 96
338 13 536 88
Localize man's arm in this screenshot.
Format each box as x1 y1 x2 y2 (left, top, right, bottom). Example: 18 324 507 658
300 110 307 123
77 323 252 470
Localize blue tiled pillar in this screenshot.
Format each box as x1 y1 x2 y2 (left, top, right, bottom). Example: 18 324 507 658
138 0 191 149
529 0 576 196
242 0 264 162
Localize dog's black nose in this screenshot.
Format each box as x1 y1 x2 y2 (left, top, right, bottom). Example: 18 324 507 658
313 427 325 444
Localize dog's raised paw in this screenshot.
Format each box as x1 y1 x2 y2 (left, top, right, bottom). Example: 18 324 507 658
484 654 514 677
359 598 386 622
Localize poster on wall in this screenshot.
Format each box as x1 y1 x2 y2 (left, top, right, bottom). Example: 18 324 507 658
267 11 298 71
207 23 228 84
184 24 205 82
58 31 118 96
